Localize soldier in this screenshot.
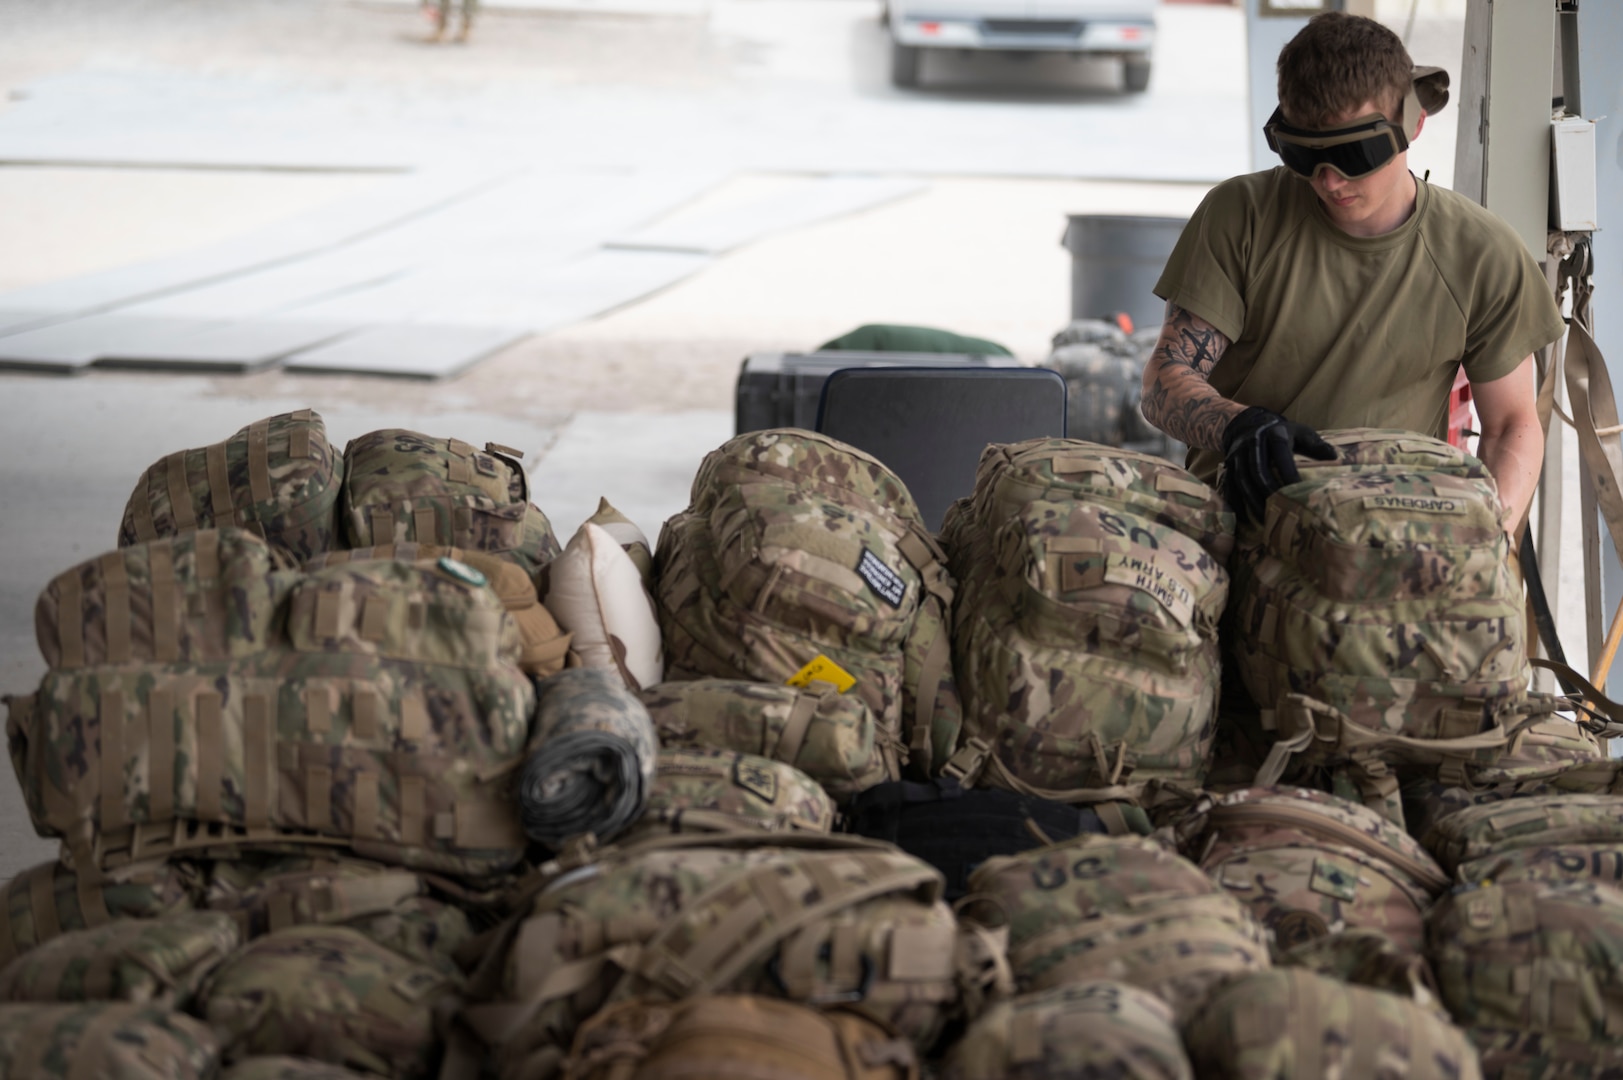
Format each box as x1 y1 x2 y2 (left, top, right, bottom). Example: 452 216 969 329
424 0 476 42
1141 13 1564 536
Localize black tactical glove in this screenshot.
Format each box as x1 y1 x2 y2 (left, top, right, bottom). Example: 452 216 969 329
1220 406 1336 524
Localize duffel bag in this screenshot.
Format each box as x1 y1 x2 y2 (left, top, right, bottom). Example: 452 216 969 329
119 409 342 560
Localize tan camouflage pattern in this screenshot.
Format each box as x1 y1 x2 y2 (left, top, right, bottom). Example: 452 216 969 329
617 748 837 841
118 409 342 561
306 543 571 678
941 981 1194 1080
201 923 458 1078
1461 1025 1623 1079
1429 880 1623 1050
1421 793 1623 875
339 428 561 578
1228 430 1526 756
1456 844 1623 890
0 858 197 968
960 833 1269 1020
1183 967 1483 1080
470 836 955 1080
1276 929 1446 1016
657 430 961 780
566 995 917 1080
1179 786 1447 956
35 528 292 669
637 677 893 801
199 854 473 978
0 911 238 1008
0 1001 220 1079
220 1058 378 1080
1303 427 1490 476
12 557 534 883
1461 696 1611 787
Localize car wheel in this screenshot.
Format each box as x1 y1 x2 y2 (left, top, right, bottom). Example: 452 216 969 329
892 42 922 88
1124 59 1151 93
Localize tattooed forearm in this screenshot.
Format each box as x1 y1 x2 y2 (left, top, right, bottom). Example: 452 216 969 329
1139 303 1244 450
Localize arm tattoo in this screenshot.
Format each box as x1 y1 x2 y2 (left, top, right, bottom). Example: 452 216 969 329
1140 303 1242 451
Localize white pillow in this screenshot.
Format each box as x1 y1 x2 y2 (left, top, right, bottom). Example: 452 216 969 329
542 521 663 691
585 497 654 591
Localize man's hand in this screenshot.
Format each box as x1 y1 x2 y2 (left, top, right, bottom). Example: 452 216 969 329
1221 406 1337 524
1471 355 1542 540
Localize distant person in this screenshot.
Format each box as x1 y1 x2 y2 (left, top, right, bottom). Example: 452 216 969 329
425 0 476 42
1140 13 1562 536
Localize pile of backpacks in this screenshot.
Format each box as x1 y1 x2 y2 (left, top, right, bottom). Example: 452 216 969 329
3 408 1623 1079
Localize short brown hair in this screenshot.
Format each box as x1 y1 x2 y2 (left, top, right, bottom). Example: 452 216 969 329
1277 13 1412 129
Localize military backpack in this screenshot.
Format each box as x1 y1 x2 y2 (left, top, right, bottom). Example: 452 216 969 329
0 911 238 1009
1421 791 1623 886
0 1001 220 1080
620 747 837 842
0 858 197 969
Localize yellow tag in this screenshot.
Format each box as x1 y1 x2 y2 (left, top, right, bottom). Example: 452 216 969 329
786 655 856 694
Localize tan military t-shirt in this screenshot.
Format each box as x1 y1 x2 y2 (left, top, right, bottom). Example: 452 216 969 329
1154 168 1566 482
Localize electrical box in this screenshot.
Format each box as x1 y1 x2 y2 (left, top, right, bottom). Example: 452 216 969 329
1552 115 1599 232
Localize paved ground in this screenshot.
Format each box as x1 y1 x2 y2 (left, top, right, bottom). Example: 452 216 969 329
0 0 1492 880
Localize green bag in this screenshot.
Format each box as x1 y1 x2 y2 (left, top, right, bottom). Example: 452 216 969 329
0 1002 220 1079
0 911 238 1008
959 833 1269 1021
619 747 838 842
1183 967 1482 1079
941 981 1194 1080
0 858 197 969
119 409 343 561
657 429 961 779
638 678 893 802
201 924 458 1079
10 547 534 883
339 429 560 580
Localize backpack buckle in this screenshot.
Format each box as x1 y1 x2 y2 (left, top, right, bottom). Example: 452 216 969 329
940 739 991 787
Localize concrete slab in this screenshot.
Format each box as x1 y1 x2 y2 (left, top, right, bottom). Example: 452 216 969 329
281 323 532 377
0 314 211 372
94 320 360 372
0 310 53 335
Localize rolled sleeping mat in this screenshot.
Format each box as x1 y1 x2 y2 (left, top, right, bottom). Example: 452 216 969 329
518 667 659 848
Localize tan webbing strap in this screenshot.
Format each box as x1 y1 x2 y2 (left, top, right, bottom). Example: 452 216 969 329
455 799 525 848
75 870 109 928
1009 1004 1046 1065
27 864 61 945
307 766 332 831
454 507 473 540
401 775 426 846
290 423 312 460
195 690 223 822
101 689 126 830
1295 970 1323 1080
0 887 14 968
372 508 396 543
193 528 220 581
354 772 380 838
776 690 822 765
148 688 175 823
100 553 132 665
128 470 161 543
1093 801 1131 836
165 451 197 532
447 454 472 485
149 543 179 663
401 697 430 742
305 685 332 734
315 588 342 640
247 418 273 503
58 571 86 668
205 440 234 520
244 694 272 829
908 605 952 775
268 892 296 932
1155 473 1210 499
354 690 380 739
361 594 389 643
414 507 438 543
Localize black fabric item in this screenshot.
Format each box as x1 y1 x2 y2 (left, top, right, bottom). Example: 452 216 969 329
842 779 1116 900
1220 405 1336 524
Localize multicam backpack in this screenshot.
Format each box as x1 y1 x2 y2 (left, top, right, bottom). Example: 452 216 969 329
0 858 197 967
638 678 894 802
1183 967 1482 1079
9 536 535 883
958 833 1269 1020
0 911 239 1008
339 429 561 579
1229 430 1527 805
458 835 964 1080
1177 786 1449 956
0 1001 220 1080
940 981 1194 1080
656 430 961 780
1428 879 1623 1073
118 409 342 560
619 748 837 842
566 995 918 1080
941 440 1232 797
1421 792 1623 888
200 924 458 1079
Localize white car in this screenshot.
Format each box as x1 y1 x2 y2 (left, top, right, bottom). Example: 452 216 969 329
887 0 1156 91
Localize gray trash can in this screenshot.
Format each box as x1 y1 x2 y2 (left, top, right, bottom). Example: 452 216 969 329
1062 215 1188 334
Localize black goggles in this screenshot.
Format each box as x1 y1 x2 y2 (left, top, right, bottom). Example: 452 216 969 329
1263 89 1421 180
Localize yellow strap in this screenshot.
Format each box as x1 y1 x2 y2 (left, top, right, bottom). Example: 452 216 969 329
244 694 272 829
205 439 233 520
247 418 273 503
100 553 131 665
100 690 126 830
57 570 86 668
195 691 223 822
148 689 175 822
149 543 179 663
165 450 196 532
